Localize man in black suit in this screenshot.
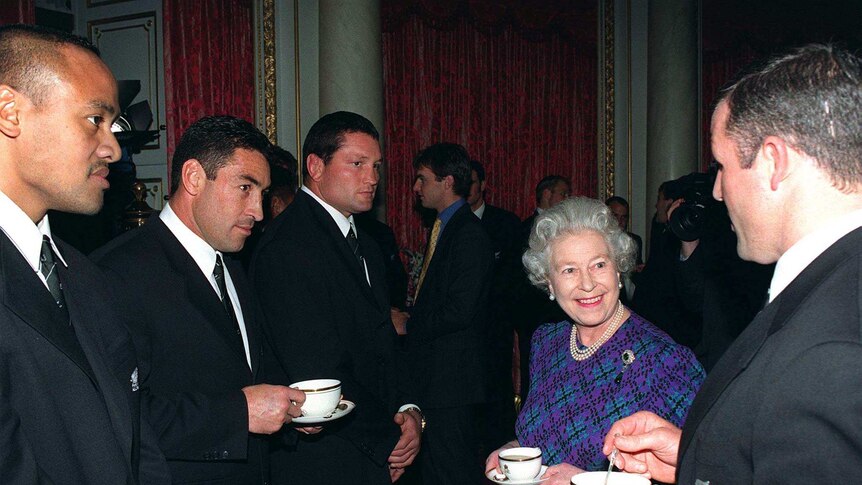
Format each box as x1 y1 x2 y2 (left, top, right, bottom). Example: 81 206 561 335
93 116 305 484
514 175 569 402
467 160 521 452
251 111 421 484
409 143 494 484
605 44 862 483
0 24 170 483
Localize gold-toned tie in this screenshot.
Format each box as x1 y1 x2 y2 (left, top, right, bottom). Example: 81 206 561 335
414 218 441 300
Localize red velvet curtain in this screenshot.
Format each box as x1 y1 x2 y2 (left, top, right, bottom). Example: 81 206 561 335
382 2 598 252
0 0 35 24
162 0 255 176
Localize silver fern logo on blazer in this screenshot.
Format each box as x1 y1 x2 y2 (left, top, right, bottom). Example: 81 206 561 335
130 367 139 392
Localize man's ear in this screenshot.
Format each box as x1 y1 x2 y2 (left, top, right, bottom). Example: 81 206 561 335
307 154 325 182
0 87 22 138
181 159 206 196
761 136 790 191
480 180 487 192
444 175 455 191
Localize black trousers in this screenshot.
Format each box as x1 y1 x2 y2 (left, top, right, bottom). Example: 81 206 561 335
420 404 485 485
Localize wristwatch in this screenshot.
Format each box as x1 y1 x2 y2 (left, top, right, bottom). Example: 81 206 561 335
400 406 426 432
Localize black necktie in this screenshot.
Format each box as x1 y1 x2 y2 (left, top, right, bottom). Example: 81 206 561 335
40 235 67 312
213 255 241 339
346 226 364 266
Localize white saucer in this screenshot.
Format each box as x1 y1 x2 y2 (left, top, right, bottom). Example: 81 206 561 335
292 400 354 424
485 465 549 484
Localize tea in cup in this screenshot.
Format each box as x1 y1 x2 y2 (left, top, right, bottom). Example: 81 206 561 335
499 447 542 481
289 379 341 417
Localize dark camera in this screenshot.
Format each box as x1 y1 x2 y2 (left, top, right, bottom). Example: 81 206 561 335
667 172 716 242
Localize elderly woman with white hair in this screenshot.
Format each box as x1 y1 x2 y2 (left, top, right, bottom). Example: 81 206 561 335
486 197 704 484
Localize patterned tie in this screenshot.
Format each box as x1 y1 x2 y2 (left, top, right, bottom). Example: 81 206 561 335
213 254 241 339
414 218 441 300
40 235 67 311
346 225 363 265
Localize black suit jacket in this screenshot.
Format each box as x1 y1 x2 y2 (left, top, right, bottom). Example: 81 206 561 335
677 227 862 483
0 231 170 484
93 217 267 484
251 190 402 484
478 204 522 397
408 203 495 408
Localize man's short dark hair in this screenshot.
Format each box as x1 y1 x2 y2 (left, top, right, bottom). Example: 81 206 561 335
720 43 862 190
470 160 486 182
265 146 299 218
0 24 101 107
301 111 379 180
413 143 472 198
605 196 629 208
535 175 569 204
170 116 272 194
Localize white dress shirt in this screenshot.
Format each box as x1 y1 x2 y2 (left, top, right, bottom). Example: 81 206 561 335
769 208 862 303
0 188 67 291
472 201 486 219
160 203 252 368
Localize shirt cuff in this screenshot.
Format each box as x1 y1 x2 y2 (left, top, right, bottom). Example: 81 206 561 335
398 404 422 414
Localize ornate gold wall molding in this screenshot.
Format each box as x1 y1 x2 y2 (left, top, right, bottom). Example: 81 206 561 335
599 0 616 200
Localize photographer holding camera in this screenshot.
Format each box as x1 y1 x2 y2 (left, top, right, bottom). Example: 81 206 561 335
632 171 773 371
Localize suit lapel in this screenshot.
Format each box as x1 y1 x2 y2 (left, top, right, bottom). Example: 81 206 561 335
58 245 134 463
0 233 98 384
151 219 250 368
678 299 775 457
363 233 391 311
299 192 380 309
679 226 862 459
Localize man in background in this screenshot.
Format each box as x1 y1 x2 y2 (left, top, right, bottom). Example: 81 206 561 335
467 159 521 454
409 143 494 483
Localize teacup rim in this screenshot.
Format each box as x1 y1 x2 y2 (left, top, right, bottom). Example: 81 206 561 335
289 379 341 393
499 447 542 462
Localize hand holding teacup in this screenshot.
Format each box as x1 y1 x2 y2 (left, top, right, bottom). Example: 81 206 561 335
241 383 306 434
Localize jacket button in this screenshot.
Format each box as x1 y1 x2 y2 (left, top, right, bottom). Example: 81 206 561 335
222 450 230 459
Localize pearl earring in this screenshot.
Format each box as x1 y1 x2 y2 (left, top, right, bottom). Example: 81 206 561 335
549 293 555 301
618 281 623 289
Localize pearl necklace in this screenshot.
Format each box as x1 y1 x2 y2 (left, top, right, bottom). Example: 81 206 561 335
569 301 625 361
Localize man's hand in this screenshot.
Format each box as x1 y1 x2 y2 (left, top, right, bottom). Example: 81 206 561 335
387 410 421 470
391 308 409 336
602 411 681 483
242 384 305 434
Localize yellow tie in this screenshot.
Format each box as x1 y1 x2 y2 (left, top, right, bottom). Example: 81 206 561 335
415 218 441 300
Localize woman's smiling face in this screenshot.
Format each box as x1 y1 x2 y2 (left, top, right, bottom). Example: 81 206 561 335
547 230 620 330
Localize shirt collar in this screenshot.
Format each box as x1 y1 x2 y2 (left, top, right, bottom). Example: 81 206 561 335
301 185 356 238
472 201 486 219
159 202 220 277
438 198 466 226
769 208 862 302
0 188 66 272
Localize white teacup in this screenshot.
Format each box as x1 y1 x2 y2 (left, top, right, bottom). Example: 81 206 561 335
570 471 650 485
289 379 341 417
499 447 542 481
